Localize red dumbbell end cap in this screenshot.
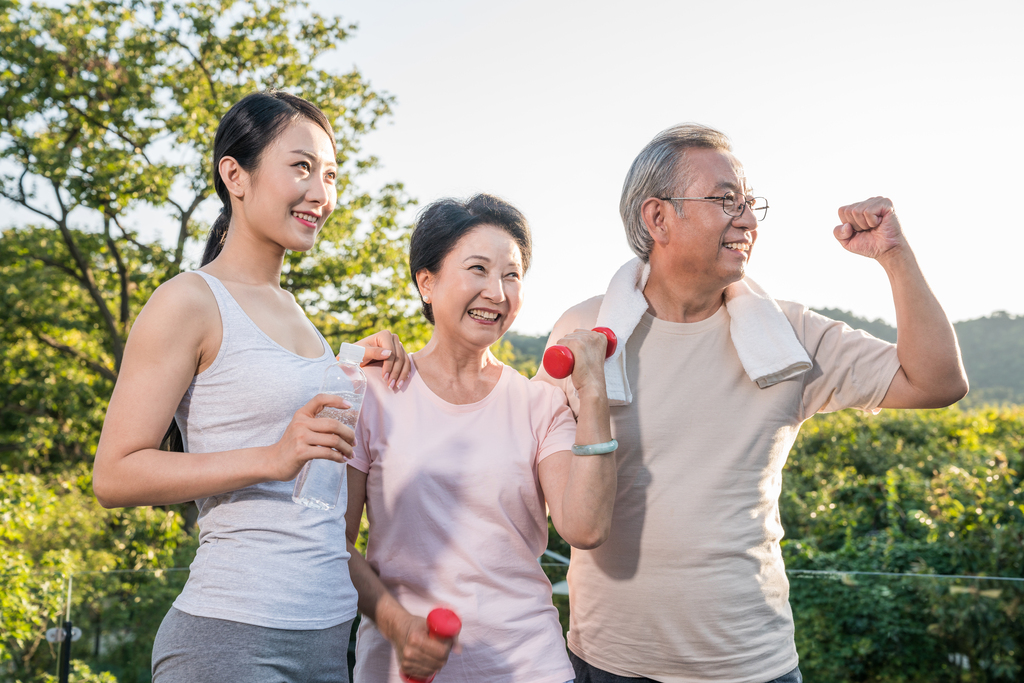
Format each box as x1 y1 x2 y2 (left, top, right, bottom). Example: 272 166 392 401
592 327 618 358
542 345 575 380
400 674 435 683
426 608 462 639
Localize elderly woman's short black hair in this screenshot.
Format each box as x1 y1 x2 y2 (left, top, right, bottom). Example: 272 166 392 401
409 194 533 324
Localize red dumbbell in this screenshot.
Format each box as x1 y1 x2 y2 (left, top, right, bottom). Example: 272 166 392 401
542 327 618 379
399 608 462 683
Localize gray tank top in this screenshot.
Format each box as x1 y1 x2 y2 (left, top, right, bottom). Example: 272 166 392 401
171 271 357 630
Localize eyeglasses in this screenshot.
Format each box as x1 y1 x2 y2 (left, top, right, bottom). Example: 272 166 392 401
659 192 769 221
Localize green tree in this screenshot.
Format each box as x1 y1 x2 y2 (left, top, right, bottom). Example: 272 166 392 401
0 0 430 475
0 2 430 680
813 307 898 343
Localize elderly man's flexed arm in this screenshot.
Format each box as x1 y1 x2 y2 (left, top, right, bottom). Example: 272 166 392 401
834 196 968 408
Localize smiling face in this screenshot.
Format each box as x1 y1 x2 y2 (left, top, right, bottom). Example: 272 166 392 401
235 118 338 253
416 224 525 351
658 147 758 289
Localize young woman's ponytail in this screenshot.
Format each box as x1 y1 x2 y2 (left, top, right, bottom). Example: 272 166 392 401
202 207 231 266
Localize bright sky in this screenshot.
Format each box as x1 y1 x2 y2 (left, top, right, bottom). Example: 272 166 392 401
8 1 1020 336
311 0 1024 334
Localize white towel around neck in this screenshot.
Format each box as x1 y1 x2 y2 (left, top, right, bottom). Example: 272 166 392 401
594 257 812 405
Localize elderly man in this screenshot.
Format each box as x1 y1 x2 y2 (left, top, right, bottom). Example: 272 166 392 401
536 124 968 683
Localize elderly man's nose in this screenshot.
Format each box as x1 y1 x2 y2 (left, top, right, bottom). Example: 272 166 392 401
735 203 758 230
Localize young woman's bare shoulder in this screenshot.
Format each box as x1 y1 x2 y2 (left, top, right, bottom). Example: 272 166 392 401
130 272 220 345
145 271 217 312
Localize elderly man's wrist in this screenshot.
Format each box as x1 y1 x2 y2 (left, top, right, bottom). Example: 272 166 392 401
876 242 915 271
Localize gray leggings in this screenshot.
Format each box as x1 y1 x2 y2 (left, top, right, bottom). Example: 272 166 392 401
152 607 354 683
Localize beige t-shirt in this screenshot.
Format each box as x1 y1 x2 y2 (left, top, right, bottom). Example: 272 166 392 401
536 296 901 683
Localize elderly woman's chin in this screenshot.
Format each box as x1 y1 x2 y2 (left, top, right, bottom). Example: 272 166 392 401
453 314 516 351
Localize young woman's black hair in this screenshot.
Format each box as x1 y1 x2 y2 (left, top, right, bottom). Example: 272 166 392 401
409 194 533 324
201 90 335 266
163 91 335 451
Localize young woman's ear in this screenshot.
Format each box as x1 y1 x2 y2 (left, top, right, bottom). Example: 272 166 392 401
218 156 248 199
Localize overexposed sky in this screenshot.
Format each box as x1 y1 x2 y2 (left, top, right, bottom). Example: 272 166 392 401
313 0 1024 334
7 1 1020 336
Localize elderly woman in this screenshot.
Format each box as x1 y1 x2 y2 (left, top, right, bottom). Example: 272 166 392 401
344 195 617 683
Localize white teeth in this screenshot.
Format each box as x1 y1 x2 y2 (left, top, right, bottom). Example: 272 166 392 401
724 242 750 251
292 212 318 223
468 309 499 321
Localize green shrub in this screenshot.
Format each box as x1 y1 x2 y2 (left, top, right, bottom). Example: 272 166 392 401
783 407 1024 682
0 466 195 682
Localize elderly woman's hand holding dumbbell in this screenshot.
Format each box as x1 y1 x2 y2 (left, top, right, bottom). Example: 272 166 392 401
542 327 617 380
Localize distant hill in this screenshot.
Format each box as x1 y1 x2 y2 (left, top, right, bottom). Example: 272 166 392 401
813 309 1024 407
950 312 1024 407
503 331 548 365
813 308 897 343
504 310 1024 406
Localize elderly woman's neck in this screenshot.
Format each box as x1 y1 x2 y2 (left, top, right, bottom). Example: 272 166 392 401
414 334 504 405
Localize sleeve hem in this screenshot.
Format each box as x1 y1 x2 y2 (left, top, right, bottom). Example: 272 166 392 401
346 459 370 474
865 353 904 415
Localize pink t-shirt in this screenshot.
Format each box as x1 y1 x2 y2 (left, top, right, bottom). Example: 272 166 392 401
348 358 578 683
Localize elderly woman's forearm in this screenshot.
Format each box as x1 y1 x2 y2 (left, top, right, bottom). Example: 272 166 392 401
557 390 617 548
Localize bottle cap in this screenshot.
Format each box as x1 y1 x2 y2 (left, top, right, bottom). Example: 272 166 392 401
337 343 366 365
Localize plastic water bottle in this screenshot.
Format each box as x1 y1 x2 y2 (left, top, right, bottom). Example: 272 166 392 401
292 343 367 510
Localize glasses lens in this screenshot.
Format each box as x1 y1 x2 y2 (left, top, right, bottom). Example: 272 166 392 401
752 197 768 221
722 193 742 216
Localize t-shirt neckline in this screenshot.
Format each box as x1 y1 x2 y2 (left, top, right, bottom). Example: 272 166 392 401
408 354 510 414
640 302 729 336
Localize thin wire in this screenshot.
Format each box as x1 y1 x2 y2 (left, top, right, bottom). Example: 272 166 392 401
787 569 1024 583
539 563 1024 582
68 568 191 576
5 566 1023 582
0 567 192 578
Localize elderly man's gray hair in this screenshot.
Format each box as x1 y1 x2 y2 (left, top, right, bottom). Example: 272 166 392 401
619 123 732 261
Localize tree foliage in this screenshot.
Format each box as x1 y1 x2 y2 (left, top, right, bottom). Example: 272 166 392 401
0 3 429 679
0 0 431 474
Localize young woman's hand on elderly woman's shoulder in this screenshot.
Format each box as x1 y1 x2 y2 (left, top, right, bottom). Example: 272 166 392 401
353 329 410 391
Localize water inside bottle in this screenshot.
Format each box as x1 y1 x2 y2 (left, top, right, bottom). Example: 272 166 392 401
293 391 364 510
315 390 362 428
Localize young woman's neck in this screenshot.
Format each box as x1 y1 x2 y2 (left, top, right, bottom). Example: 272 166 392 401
204 221 286 287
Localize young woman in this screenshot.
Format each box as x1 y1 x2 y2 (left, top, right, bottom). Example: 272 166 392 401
92 91 409 683
345 195 618 683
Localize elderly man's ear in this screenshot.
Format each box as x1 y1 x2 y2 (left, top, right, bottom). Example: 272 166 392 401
641 197 673 247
